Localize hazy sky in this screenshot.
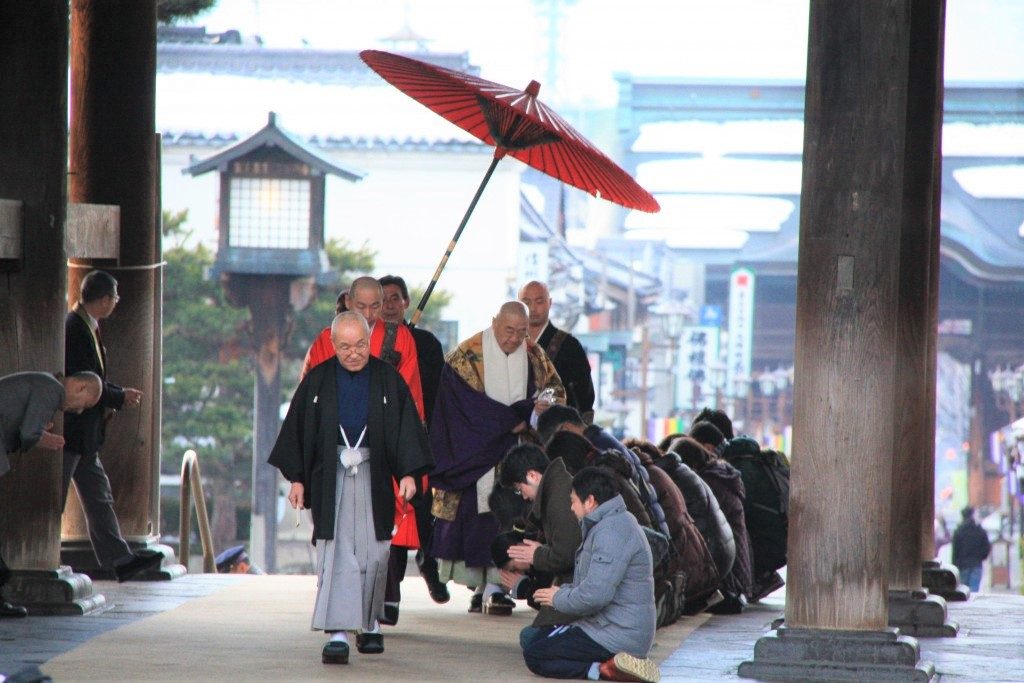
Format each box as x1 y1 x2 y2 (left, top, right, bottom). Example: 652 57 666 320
197 0 811 109
194 0 1022 110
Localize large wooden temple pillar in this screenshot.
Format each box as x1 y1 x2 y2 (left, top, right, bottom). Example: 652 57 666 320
885 0 960 637
64 0 182 579
740 2 939 679
0 1 105 614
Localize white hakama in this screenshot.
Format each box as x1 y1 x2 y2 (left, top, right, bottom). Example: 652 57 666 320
311 447 390 633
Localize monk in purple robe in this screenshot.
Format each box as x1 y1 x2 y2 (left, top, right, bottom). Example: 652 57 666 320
428 301 564 616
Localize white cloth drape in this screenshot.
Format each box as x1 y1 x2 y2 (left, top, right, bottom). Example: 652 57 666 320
476 327 528 512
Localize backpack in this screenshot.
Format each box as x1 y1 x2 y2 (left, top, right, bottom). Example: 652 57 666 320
724 437 790 574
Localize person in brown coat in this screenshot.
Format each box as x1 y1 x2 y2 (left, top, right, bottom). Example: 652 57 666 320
625 439 722 618
672 429 753 615
497 443 583 650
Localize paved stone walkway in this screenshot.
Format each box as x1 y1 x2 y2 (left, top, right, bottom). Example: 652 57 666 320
661 590 1024 682
2 574 1023 681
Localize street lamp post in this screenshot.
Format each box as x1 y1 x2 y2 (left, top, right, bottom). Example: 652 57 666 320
185 113 364 572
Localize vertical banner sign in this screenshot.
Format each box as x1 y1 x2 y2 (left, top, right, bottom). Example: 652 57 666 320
517 241 549 285
677 325 720 410
726 267 755 396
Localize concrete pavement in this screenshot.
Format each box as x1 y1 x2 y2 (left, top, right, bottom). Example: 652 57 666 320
2 574 1023 681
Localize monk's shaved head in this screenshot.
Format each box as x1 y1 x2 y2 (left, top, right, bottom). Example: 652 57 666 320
497 300 528 321
349 276 382 299
492 301 529 354
348 276 384 325
518 281 551 332
517 280 550 300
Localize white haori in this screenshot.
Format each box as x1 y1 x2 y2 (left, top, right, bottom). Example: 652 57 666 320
311 447 389 633
478 327 528 513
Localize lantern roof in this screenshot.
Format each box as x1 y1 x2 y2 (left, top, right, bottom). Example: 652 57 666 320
183 111 365 182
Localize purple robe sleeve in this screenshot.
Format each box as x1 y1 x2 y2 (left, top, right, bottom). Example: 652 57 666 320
428 366 521 491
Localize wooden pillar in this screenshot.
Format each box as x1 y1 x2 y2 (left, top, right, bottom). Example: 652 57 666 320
921 153 968 603
65 0 181 579
885 0 958 637
0 0 105 615
741 2 935 678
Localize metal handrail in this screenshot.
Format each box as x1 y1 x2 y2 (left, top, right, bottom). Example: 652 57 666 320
179 449 216 573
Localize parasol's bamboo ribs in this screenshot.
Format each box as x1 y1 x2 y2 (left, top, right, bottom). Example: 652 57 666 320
411 151 505 327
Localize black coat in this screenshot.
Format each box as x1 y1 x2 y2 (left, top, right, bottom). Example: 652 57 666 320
64 308 125 456
633 448 720 607
268 356 433 543
538 324 595 419
952 520 991 570
655 453 736 580
408 324 444 424
694 459 754 599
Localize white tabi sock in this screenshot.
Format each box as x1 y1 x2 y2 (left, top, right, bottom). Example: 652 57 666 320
364 621 381 634
328 632 348 644
482 583 503 600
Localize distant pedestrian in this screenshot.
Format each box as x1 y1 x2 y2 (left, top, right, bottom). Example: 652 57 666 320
952 506 991 592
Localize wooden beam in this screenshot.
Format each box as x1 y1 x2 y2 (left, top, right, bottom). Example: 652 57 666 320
0 198 23 258
65 202 120 259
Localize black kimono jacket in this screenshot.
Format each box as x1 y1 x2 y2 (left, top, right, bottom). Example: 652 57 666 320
269 356 433 543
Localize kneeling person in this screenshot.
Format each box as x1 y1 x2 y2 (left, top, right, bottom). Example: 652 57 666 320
524 467 660 682
269 312 432 664
497 444 583 649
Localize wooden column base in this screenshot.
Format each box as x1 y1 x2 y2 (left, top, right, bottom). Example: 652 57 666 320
921 560 970 602
4 566 106 616
738 626 935 682
60 538 186 581
888 588 959 637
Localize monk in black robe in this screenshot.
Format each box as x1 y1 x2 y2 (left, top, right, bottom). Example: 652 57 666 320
269 312 432 665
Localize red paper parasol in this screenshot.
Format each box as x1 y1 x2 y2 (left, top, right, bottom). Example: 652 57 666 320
360 49 660 325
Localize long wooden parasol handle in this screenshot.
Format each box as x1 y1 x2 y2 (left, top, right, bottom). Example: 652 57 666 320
411 151 505 328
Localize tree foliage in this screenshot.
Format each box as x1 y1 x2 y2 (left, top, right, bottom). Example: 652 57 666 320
161 210 253 546
157 0 217 24
408 285 453 331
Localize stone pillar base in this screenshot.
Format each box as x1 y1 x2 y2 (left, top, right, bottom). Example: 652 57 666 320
921 560 969 601
888 588 958 637
60 537 187 581
4 565 106 616
738 626 935 682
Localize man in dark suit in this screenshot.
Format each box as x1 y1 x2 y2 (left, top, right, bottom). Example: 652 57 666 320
519 281 596 423
64 270 162 582
1 370 102 616
379 274 450 606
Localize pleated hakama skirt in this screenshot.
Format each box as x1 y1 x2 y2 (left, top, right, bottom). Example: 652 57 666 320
311 456 389 632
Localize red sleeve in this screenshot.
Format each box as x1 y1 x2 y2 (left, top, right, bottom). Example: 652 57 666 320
300 328 334 380
396 325 425 421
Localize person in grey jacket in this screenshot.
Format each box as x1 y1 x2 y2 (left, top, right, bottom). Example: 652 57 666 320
0 370 102 617
524 467 660 683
